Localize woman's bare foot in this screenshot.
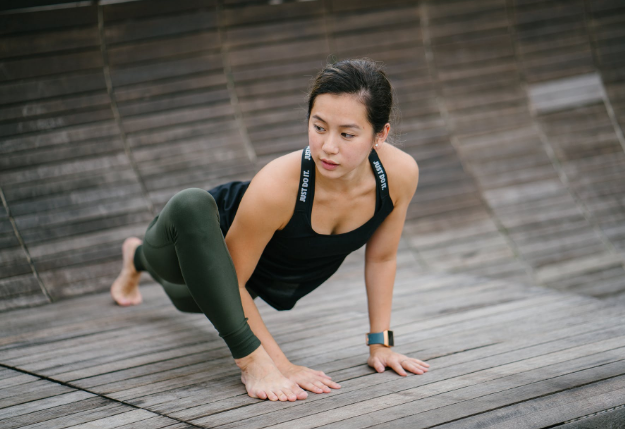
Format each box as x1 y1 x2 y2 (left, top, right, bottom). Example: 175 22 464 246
236 345 308 402
111 237 143 306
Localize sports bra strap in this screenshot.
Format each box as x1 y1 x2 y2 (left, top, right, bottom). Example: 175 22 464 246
369 149 390 200
295 146 315 212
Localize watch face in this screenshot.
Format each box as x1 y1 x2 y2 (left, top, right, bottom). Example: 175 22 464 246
388 330 394 346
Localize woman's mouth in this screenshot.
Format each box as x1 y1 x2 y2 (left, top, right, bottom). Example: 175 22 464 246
321 158 339 170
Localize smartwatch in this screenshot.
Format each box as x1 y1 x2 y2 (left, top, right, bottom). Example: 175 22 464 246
366 330 394 347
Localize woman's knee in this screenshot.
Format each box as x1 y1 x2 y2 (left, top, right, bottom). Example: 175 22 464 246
167 188 219 225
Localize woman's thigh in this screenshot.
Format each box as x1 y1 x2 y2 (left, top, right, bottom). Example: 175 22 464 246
139 188 258 311
140 189 212 285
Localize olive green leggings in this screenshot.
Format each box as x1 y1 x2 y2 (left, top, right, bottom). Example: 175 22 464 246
132 188 261 359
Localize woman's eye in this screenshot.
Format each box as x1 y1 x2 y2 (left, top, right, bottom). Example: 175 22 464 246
314 125 324 132
343 133 354 138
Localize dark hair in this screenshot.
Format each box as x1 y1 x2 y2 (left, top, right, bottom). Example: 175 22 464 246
307 58 398 143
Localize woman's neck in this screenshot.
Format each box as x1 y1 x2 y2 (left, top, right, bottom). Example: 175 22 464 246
314 152 374 196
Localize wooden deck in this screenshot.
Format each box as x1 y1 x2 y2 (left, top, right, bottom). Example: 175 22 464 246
2 1 625 426
2 248 625 428
2 0 625 311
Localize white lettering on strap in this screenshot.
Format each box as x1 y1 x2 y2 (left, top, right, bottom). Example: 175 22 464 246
372 160 387 190
299 170 310 202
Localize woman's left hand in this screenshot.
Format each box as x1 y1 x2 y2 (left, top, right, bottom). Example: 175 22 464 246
368 345 430 376
279 363 341 394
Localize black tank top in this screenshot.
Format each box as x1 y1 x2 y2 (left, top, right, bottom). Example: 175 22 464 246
208 146 395 311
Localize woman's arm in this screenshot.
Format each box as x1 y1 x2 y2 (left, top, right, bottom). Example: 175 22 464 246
224 155 299 371
364 150 429 376
226 152 341 395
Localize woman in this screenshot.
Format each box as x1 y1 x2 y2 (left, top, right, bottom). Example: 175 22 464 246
110 58 430 402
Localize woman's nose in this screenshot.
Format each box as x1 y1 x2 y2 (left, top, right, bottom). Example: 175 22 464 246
322 136 339 154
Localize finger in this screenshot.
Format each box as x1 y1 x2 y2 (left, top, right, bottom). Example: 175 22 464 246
317 370 332 379
413 359 430 367
372 359 385 373
389 360 407 376
409 359 430 371
404 362 425 374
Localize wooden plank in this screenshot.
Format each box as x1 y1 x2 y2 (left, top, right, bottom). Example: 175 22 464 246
0 286 170 341
0 152 130 187
117 89 230 118
0 121 118 155
329 0 413 13
230 58 323 83
143 303 624 415
6 402 126 429
0 379 67 402
125 116 237 149
104 11 218 45
101 0 207 22
107 31 221 66
0 50 103 82
221 1 322 27
225 17 325 48
114 73 227 104
154 303 622 420
0 27 99 59
0 93 110 122
58 409 162 429
189 319 625 427
0 108 113 138
0 6 97 35
371 369 625 429
82 296 600 400
328 6 418 34
0 293 50 312
15 196 146 233
0 370 39 389
228 39 327 68
0 71 106 104
0 274 41 297
121 102 234 134
109 52 223 88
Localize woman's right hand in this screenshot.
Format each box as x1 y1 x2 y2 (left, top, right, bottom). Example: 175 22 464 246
279 362 341 394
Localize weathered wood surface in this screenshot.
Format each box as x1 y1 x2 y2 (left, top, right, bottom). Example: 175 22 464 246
0 249 624 428
1 0 624 330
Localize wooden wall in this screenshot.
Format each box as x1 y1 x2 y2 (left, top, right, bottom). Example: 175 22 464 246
1 0 624 311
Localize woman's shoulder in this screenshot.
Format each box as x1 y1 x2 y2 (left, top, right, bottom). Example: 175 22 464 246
243 149 303 228
376 143 419 205
252 149 302 193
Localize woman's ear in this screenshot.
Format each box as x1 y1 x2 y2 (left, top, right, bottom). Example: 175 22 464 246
375 123 391 147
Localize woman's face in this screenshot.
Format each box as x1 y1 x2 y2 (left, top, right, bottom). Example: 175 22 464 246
308 93 384 179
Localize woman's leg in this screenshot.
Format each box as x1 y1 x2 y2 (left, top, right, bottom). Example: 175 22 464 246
134 188 261 359
134 243 203 313
134 244 258 313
